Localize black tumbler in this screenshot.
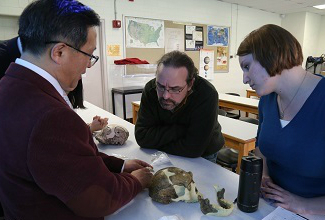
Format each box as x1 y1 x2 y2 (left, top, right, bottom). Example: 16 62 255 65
237 156 263 213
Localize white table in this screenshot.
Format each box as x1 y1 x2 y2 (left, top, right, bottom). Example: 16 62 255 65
132 101 258 173
246 89 259 99
76 101 275 220
219 93 259 115
218 115 258 172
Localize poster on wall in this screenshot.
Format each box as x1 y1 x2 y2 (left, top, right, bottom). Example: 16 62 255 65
107 44 121 56
216 46 228 71
207 26 229 46
185 25 203 51
199 49 214 80
125 16 164 48
165 28 185 53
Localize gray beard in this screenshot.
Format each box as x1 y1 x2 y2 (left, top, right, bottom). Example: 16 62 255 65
158 97 180 110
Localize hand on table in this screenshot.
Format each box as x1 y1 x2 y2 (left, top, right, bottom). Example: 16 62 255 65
124 159 153 189
89 115 108 133
124 159 152 173
261 176 306 214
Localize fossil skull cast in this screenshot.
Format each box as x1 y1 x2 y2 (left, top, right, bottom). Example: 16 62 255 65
95 124 129 145
149 167 202 204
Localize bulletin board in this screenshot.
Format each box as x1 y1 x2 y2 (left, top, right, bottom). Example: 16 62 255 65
124 16 230 75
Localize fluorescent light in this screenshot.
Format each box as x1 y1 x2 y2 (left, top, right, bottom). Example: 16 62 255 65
313 4 325 9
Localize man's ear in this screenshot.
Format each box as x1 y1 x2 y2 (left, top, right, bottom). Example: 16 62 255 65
50 43 66 65
188 78 195 91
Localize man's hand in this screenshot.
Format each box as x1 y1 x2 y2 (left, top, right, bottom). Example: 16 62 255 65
124 159 152 173
131 167 153 189
124 159 153 189
89 115 108 133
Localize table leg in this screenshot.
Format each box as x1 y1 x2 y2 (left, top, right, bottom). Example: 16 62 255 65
122 94 126 120
246 92 250 117
236 143 250 174
112 91 116 115
132 105 137 124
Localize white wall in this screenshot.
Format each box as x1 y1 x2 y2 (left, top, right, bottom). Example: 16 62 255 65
214 5 281 96
318 16 325 56
79 0 281 98
282 12 324 73
282 12 306 47
303 13 322 59
0 0 288 109
0 0 29 16
0 16 19 40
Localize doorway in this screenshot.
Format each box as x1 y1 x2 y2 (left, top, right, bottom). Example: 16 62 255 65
82 19 109 110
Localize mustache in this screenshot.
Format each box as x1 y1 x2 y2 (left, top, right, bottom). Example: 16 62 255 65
158 97 177 105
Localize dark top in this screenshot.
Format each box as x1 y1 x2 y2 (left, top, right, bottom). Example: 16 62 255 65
257 78 325 197
135 76 224 157
0 37 20 79
0 63 142 219
0 37 85 109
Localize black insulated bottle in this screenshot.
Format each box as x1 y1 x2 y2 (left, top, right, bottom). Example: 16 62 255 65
237 156 263 213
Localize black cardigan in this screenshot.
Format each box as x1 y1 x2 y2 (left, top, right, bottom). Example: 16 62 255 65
0 37 20 80
135 76 224 157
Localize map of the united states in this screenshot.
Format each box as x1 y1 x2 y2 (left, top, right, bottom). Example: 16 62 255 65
128 21 162 46
126 17 164 48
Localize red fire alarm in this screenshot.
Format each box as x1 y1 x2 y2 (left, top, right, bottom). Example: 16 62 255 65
112 20 121 28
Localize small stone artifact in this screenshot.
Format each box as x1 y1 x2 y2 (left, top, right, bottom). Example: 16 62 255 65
95 124 129 145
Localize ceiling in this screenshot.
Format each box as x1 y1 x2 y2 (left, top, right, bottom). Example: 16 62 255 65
218 0 325 16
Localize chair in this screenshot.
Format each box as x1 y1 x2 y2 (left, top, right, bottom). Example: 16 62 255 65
218 108 227 116
216 148 238 172
216 108 237 172
223 93 241 119
238 117 259 125
216 117 258 173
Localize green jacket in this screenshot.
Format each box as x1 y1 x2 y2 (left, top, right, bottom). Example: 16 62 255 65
135 76 224 157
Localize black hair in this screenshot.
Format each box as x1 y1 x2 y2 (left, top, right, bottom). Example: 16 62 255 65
18 0 100 55
68 79 85 109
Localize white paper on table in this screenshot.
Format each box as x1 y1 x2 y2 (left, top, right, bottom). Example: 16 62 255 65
262 207 309 220
158 215 184 220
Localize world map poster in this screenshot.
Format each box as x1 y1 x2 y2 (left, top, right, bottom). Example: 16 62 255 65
207 26 229 46
125 16 164 48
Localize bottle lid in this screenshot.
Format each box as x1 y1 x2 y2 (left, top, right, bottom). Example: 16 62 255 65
240 156 263 173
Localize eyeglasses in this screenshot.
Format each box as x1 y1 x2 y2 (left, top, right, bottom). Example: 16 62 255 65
45 41 99 67
156 82 187 94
